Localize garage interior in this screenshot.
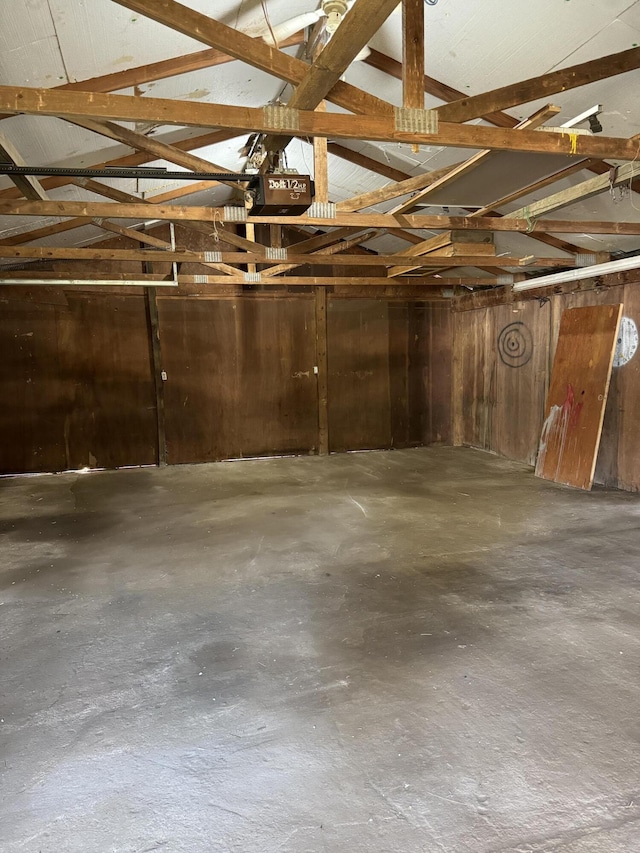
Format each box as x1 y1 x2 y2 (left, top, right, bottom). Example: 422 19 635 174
2 1 640 851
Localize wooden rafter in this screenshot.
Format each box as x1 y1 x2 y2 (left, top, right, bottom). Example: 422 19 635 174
506 158 640 220
0 268 495 288
0 245 581 268
470 161 594 217
390 103 561 217
1 199 639 234
262 0 400 154
261 231 382 277
436 46 640 124
363 48 515 128
68 118 246 189
327 144 411 182
0 129 240 201
91 219 175 249
2 85 638 159
0 35 307 125
111 0 394 118
363 48 640 194
0 132 48 200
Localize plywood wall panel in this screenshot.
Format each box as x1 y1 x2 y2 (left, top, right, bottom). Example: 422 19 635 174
327 299 392 452
454 279 640 492
535 304 622 490
0 292 157 473
423 302 453 445
0 296 69 473
158 296 318 463
459 307 491 451
60 294 158 470
491 300 550 466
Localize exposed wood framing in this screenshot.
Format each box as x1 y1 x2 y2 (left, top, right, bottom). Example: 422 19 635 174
0 245 578 268
144 279 168 466
435 46 640 123
2 199 639 234
112 0 394 117
313 103 329 205
261 0 400 154
0 132 48 200
402 0 425 112
3 85 638 158
327 143 411 182
0 36 306 124
506 158 640 220
363 48 640 193
390 103 562 216
0 129 240 201
262 231 380 276
93 219 175 249
68 117 246 189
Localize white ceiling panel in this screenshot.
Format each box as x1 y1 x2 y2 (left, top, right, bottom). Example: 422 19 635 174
0 0 67 86
45 0 315 83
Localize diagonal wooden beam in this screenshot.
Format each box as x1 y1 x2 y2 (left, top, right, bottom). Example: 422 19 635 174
364 48 517 128
0 128 240 201
327 143 411 182
390 103 561 217
262 230 381 276
262 0 400 154
90 218 179 249
506 158 640 221
363 47 640 194
112 0 394 118
0 179 231 247
67 117 247 190
336 161 470 212
436 46 640 124
470 161 593 217
69 178 264 255
2 86 638 159
0 132 48 200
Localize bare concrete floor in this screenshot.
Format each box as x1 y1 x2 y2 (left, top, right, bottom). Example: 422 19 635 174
2 447 640 852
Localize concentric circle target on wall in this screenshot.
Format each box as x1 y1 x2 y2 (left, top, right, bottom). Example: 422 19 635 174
497 321 533 368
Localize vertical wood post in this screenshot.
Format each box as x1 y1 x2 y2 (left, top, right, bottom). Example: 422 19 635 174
143 249 168 465
451 305 464 446
402 0 425 154
315 286 330 455
313 102 329 204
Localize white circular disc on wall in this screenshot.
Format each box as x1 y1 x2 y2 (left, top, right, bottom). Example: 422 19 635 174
613 317 639 367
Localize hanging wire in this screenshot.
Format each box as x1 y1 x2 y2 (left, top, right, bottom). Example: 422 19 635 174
260 0 279 48
627 139 640 213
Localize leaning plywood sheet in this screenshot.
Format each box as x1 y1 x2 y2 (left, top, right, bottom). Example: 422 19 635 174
535 304 622 490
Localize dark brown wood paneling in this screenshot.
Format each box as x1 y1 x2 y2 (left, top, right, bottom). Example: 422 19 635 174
0 291 157 474
327 299 450 453
460 307 491 451
423 302 452 445
455 299 549 465
61 294 158 470
157 296 318 463
327 299 392 452
0 295 68 473
491 300 550 465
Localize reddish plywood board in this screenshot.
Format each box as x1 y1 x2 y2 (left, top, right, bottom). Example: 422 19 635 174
535 304 622 490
